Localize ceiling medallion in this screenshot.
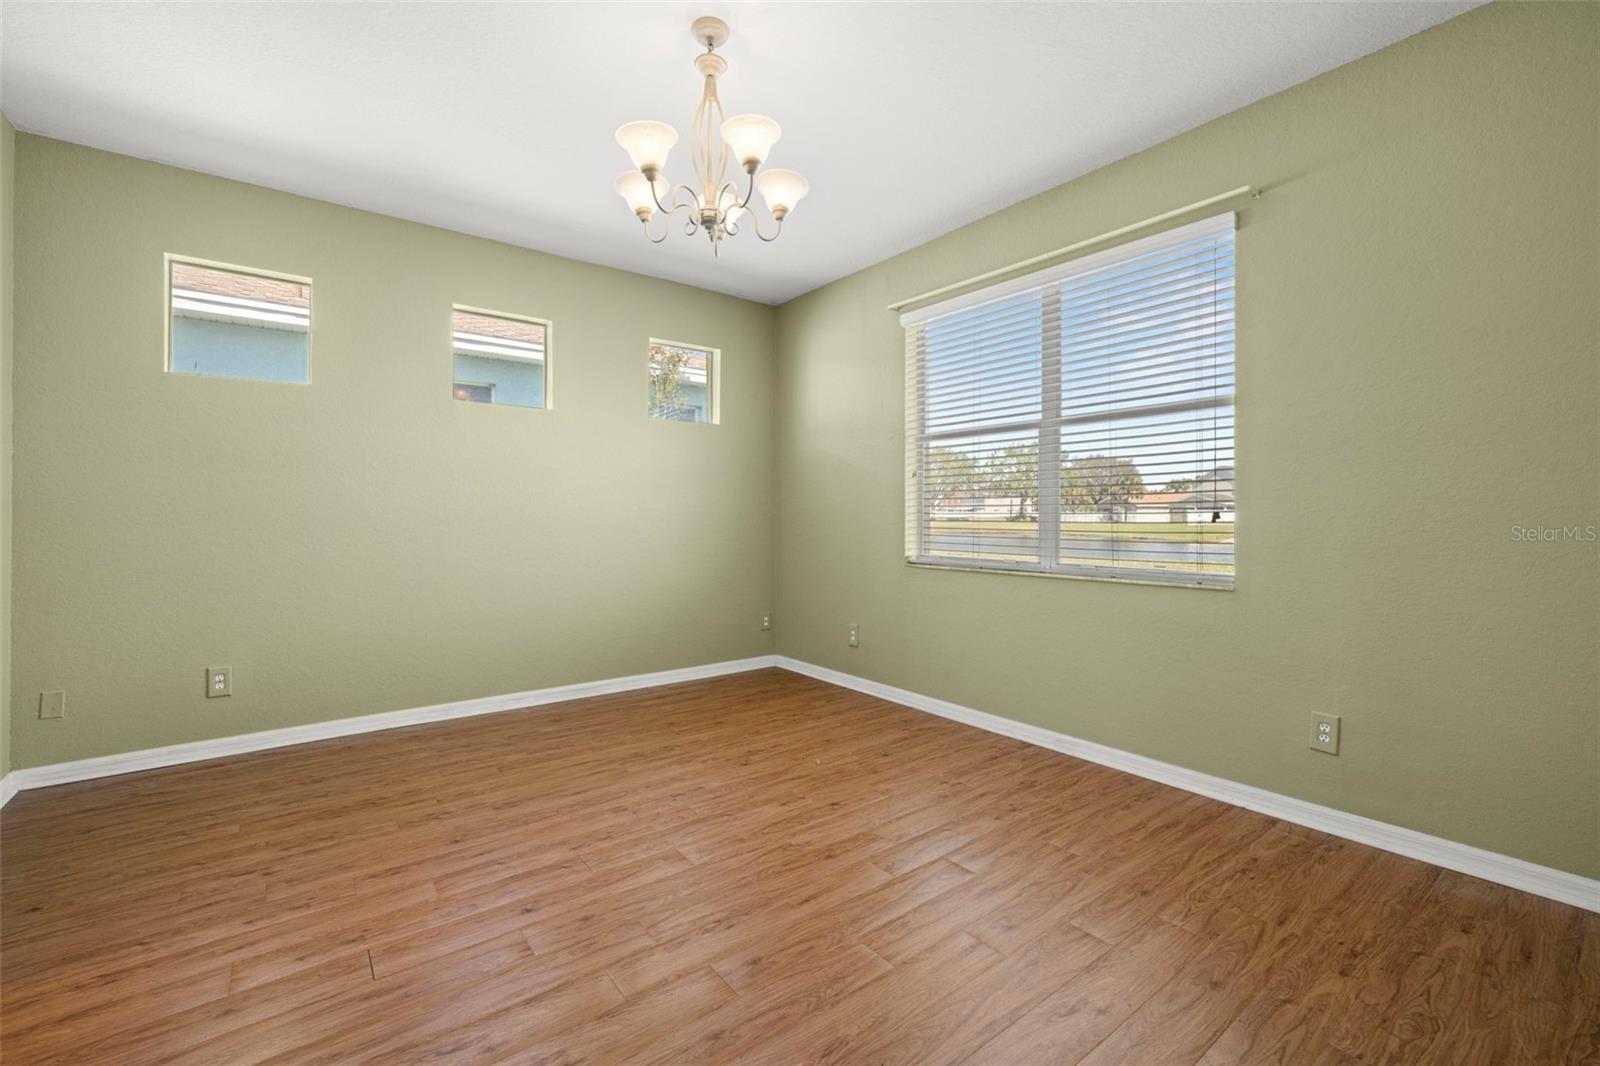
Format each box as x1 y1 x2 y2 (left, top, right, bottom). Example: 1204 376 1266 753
614 16 808 255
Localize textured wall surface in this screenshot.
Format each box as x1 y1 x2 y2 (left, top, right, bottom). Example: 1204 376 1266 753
10 137 777 767
1 114 13 778
773 3 1599 877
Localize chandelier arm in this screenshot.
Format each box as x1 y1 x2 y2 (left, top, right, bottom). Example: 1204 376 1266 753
704 172 754 237
722 171 756 213
750 212 784 243
649 179 671 215
638 178 702 244
650 179 701 218
641 215 672 244
674 184 702 213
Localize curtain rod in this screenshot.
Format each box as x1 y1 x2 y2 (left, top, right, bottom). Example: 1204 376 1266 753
886 184 1259 314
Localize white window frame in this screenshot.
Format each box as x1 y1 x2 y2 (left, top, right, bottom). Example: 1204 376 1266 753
903 213 1236 590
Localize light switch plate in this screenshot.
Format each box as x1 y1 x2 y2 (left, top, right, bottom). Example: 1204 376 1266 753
1310 712 1340 755
39 690 66 720
207 667 232 698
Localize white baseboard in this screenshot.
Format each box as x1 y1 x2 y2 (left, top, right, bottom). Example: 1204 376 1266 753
773 656 1600 914
4 652 1593 914
2 655 781 797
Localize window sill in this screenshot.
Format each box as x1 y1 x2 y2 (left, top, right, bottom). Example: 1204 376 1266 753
905 557 1234 591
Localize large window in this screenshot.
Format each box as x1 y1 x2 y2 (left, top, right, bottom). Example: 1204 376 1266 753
167 257 311 383
904 213 1235 589
452 307 550 409
648 340 718 423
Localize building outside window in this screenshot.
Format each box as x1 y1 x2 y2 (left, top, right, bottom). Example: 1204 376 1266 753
452 306 549 409
167 258 311 383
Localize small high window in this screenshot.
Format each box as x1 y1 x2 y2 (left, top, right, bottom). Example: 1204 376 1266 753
648 340 718 424
167 257 311 383
452 307 550 409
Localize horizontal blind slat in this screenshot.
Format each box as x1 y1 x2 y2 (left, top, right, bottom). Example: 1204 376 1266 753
909 223 1235 587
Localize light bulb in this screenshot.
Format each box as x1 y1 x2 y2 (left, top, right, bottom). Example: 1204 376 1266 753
720 114 781 169
755 168 809 218
614 120 678 174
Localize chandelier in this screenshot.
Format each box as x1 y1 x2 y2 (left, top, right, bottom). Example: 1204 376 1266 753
613 16 808 255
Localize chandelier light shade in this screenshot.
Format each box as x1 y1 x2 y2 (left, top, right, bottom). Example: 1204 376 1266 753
614 171 663 219
614 121 679 176
720 114 781 168
755 168 809 219
613 16 808 254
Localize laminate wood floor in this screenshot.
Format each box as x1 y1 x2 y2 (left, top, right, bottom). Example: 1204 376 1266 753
1 668 1595 1064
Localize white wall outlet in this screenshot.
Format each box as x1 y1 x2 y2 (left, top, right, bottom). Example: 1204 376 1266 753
760 613 772 631
39 690 66 720
207 667 232 698
1310 712 1340 755
847 623 860 648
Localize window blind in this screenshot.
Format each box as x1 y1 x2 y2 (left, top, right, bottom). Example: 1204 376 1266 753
903 213 1235 588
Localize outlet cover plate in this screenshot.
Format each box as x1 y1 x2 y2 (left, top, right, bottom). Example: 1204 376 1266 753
1310 712 1340 755
39 690 66 720
847 623 860 647
208 667 232 698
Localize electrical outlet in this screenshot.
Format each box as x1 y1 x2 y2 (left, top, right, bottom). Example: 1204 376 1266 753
207 667 232 698
39 690 66 720
847 623 860 648
1310 713 1340 755
760 613 771 631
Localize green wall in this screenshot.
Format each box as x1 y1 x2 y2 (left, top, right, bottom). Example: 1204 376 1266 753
9 136 776 768
5 3 1595 882
1 113 13 779
773 2 1599 878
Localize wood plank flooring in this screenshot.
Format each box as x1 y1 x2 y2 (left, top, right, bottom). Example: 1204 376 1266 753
1 668 1594 1064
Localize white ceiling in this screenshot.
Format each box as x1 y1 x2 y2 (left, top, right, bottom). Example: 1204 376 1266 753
1 1 1478 304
